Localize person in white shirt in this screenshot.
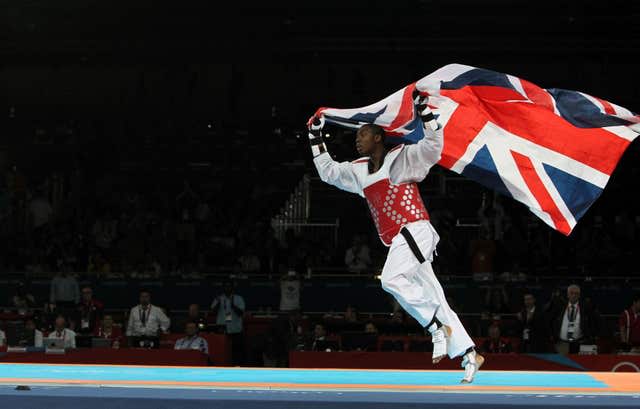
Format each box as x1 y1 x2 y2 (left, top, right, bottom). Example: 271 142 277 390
25 319 44 348
126 290 171 347
28 192 53 229
47 315 76 349
50 271 80 308
344 235 372 272
174 322 208 354
0 328 5 346
280 271 301 312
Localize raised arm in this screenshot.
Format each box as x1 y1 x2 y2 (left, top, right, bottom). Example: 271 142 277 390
308 116 363 196
389 97 443 184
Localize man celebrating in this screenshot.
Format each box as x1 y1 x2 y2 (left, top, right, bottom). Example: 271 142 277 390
307 98 483 383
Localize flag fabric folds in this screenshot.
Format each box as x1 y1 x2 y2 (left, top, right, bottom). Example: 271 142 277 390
311 64 639 235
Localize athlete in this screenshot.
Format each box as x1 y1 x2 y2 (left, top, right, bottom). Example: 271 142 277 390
307 97 484 383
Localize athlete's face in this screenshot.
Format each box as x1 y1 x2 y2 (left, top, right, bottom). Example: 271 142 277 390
356 127 380 156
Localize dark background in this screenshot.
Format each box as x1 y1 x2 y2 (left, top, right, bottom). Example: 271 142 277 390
0 1 639 362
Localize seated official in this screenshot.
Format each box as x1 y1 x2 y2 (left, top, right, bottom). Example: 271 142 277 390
96 314 123 348
174 322 209 354
47 315 76 349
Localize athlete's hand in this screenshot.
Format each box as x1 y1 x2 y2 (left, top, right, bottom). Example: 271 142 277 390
412 89 438 131
307 115 327 157
308 115 325 139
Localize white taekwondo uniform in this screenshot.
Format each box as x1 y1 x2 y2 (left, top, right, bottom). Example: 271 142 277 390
311 122 474 359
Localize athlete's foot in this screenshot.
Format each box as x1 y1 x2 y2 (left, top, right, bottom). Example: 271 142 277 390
431 325 452 364
460 350 484 383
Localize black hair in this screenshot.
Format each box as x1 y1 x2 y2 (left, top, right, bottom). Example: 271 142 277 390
186 321 200 331
359 123 386 143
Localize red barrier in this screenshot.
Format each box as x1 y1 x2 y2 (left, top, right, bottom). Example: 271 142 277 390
289 351 640 372
159 333 232 366
0 348 209 366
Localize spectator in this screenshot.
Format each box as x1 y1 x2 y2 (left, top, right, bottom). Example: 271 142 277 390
516 293 547 352
285 310 309 352
238 246 261 273
550 284 599 354
12 282 36 315
75 286 104 335
484 285 511 317
344 235 372 272
310 323 328 351
174 322 209 354
28 188 53 232
0 326 5 347
279 271 301 312
47 315 76 349
173 303 206 332
364 321 378 334
25 319 44 347
87 252 112 277
92 211 118 251
126 289 171 347
211 281 245 364
96 315 123 348
470 227 497 275
619 293 640 351
344 305 359 323
481 324 512 353
49 269 80 317
176 208 196 266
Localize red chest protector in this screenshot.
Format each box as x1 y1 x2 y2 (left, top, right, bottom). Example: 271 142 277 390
363 178 429 246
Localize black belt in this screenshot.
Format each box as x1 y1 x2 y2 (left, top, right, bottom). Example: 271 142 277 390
399 226 442 330
400 226 426 264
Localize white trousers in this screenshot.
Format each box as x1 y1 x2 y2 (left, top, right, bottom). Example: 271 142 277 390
380 220 474 358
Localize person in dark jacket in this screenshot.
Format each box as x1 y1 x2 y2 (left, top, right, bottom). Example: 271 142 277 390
516 293 548 352
548 284 599 354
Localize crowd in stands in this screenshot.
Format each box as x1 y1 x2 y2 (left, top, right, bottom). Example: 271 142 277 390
1 120 640 367
2 271 640 367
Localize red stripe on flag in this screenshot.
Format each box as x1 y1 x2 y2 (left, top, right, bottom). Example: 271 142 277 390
440 87 630 175
594 97 616 115
385 83 417 133
437 100 491 169
463 85 526 101
520 79 554 112
511 151 571 235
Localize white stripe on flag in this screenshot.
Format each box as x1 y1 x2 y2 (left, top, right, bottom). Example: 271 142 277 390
507 75 528 100
580 92 606 114
533 159 577 230
544 89 561 116
603 125 638 142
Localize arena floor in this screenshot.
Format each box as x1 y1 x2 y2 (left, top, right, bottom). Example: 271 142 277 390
0 363 639 408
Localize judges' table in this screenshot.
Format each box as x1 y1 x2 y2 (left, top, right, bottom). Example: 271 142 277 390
0 348 209 366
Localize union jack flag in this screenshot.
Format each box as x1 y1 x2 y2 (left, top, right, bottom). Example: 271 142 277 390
311 64 639 235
